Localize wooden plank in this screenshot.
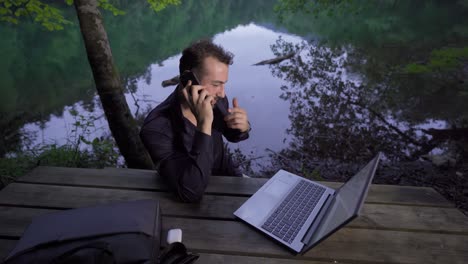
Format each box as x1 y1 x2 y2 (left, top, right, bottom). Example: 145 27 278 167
1 184 467 234
357 204 468 234
0 183 245 219
0 238 329 264
0 239 17 261
18 166 266 195
18 166 453 207
93 167 459 209
19 166 165 191
195 253 331 263
167 217 468 264
0 207 466 264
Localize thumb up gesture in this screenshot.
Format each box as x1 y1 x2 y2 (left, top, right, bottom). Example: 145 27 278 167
224 97 250 133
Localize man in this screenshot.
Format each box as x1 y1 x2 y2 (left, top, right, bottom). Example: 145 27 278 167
140 40 251 203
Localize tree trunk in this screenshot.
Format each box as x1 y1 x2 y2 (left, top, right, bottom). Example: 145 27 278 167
74 0 153 169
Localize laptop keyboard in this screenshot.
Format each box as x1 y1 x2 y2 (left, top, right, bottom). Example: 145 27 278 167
261 179 325 244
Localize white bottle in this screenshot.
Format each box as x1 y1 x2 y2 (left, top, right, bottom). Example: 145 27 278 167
166 228 183 244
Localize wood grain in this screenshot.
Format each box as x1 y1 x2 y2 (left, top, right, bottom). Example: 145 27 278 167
1 166 466 264
1 183 466 233
18 166 452 206
0 207 466 263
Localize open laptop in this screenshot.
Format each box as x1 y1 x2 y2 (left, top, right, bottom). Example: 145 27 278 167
234 153 381 254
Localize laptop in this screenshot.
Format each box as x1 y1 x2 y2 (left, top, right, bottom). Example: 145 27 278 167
234 153 381 254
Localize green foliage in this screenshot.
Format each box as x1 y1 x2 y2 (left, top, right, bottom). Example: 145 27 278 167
0 0 72 30
404 63 430 74
67 109 120 167
34 138 119 168
0 153 36 188
98 0 125 16
0 0 180 31
274 0 468 51
301 167 323 181
274 0 309 14
0 109 120 189
404 47 468 74
147 0 180 12
274 0 357 21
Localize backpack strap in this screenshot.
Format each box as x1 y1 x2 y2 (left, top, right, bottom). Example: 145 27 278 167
159 242 199 264
51 241 116 264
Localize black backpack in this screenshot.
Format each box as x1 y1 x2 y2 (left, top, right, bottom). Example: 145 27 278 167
2 200 199 264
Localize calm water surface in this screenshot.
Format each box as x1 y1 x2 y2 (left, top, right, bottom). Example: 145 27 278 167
1 0 467 176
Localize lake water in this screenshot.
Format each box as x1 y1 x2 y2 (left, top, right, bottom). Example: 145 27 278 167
1 0 467 176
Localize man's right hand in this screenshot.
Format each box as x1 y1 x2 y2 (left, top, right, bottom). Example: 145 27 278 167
181 80 214 135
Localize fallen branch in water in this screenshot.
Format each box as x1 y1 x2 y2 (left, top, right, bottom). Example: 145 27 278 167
422 127 468 141
161 75 179 87
253 52 296 66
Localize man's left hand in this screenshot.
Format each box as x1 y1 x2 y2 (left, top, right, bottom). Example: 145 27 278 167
224 97 250 133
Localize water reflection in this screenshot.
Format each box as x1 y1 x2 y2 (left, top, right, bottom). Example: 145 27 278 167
11 24 302 166
262 37 466 180
0 0 282 156
1 0 466 179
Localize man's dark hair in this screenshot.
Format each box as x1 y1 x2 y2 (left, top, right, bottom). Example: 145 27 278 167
179 39 234 75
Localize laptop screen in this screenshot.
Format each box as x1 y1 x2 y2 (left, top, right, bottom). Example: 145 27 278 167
305 154 380 248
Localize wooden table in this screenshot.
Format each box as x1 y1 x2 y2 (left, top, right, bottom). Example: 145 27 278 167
0 166 467 263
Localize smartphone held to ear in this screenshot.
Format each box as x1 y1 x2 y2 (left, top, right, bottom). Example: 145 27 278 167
180 71 200 87
180 70 202 98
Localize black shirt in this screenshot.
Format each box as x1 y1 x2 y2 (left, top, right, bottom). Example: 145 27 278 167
140 88 249 202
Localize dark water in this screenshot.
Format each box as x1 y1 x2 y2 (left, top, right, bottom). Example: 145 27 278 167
1 0 467 179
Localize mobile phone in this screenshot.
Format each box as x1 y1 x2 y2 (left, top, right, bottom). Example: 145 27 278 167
180 70 200 87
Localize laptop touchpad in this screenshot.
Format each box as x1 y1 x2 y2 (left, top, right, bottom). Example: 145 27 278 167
264 179 291 198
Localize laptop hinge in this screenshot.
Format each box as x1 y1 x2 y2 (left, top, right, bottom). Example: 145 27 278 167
301 193 336 246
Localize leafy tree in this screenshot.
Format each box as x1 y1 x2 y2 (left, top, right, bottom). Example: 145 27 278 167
0 0 180 168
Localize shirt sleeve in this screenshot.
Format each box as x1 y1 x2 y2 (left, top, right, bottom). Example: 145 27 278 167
223 125 250 143
214 96 251 143
140 126 213 203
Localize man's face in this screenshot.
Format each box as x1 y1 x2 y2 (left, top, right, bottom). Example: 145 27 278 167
196 56 229 105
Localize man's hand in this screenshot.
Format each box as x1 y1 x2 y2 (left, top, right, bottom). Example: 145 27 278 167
224 97 250 133
181 80 215 135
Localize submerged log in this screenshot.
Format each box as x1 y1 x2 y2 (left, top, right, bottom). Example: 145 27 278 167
161 75 180 87
422 127 468 141
253 52 296 66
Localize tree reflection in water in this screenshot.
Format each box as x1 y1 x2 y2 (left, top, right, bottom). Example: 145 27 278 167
262 37 467 183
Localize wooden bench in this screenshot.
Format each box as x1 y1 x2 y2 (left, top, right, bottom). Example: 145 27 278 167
0 166 467 263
